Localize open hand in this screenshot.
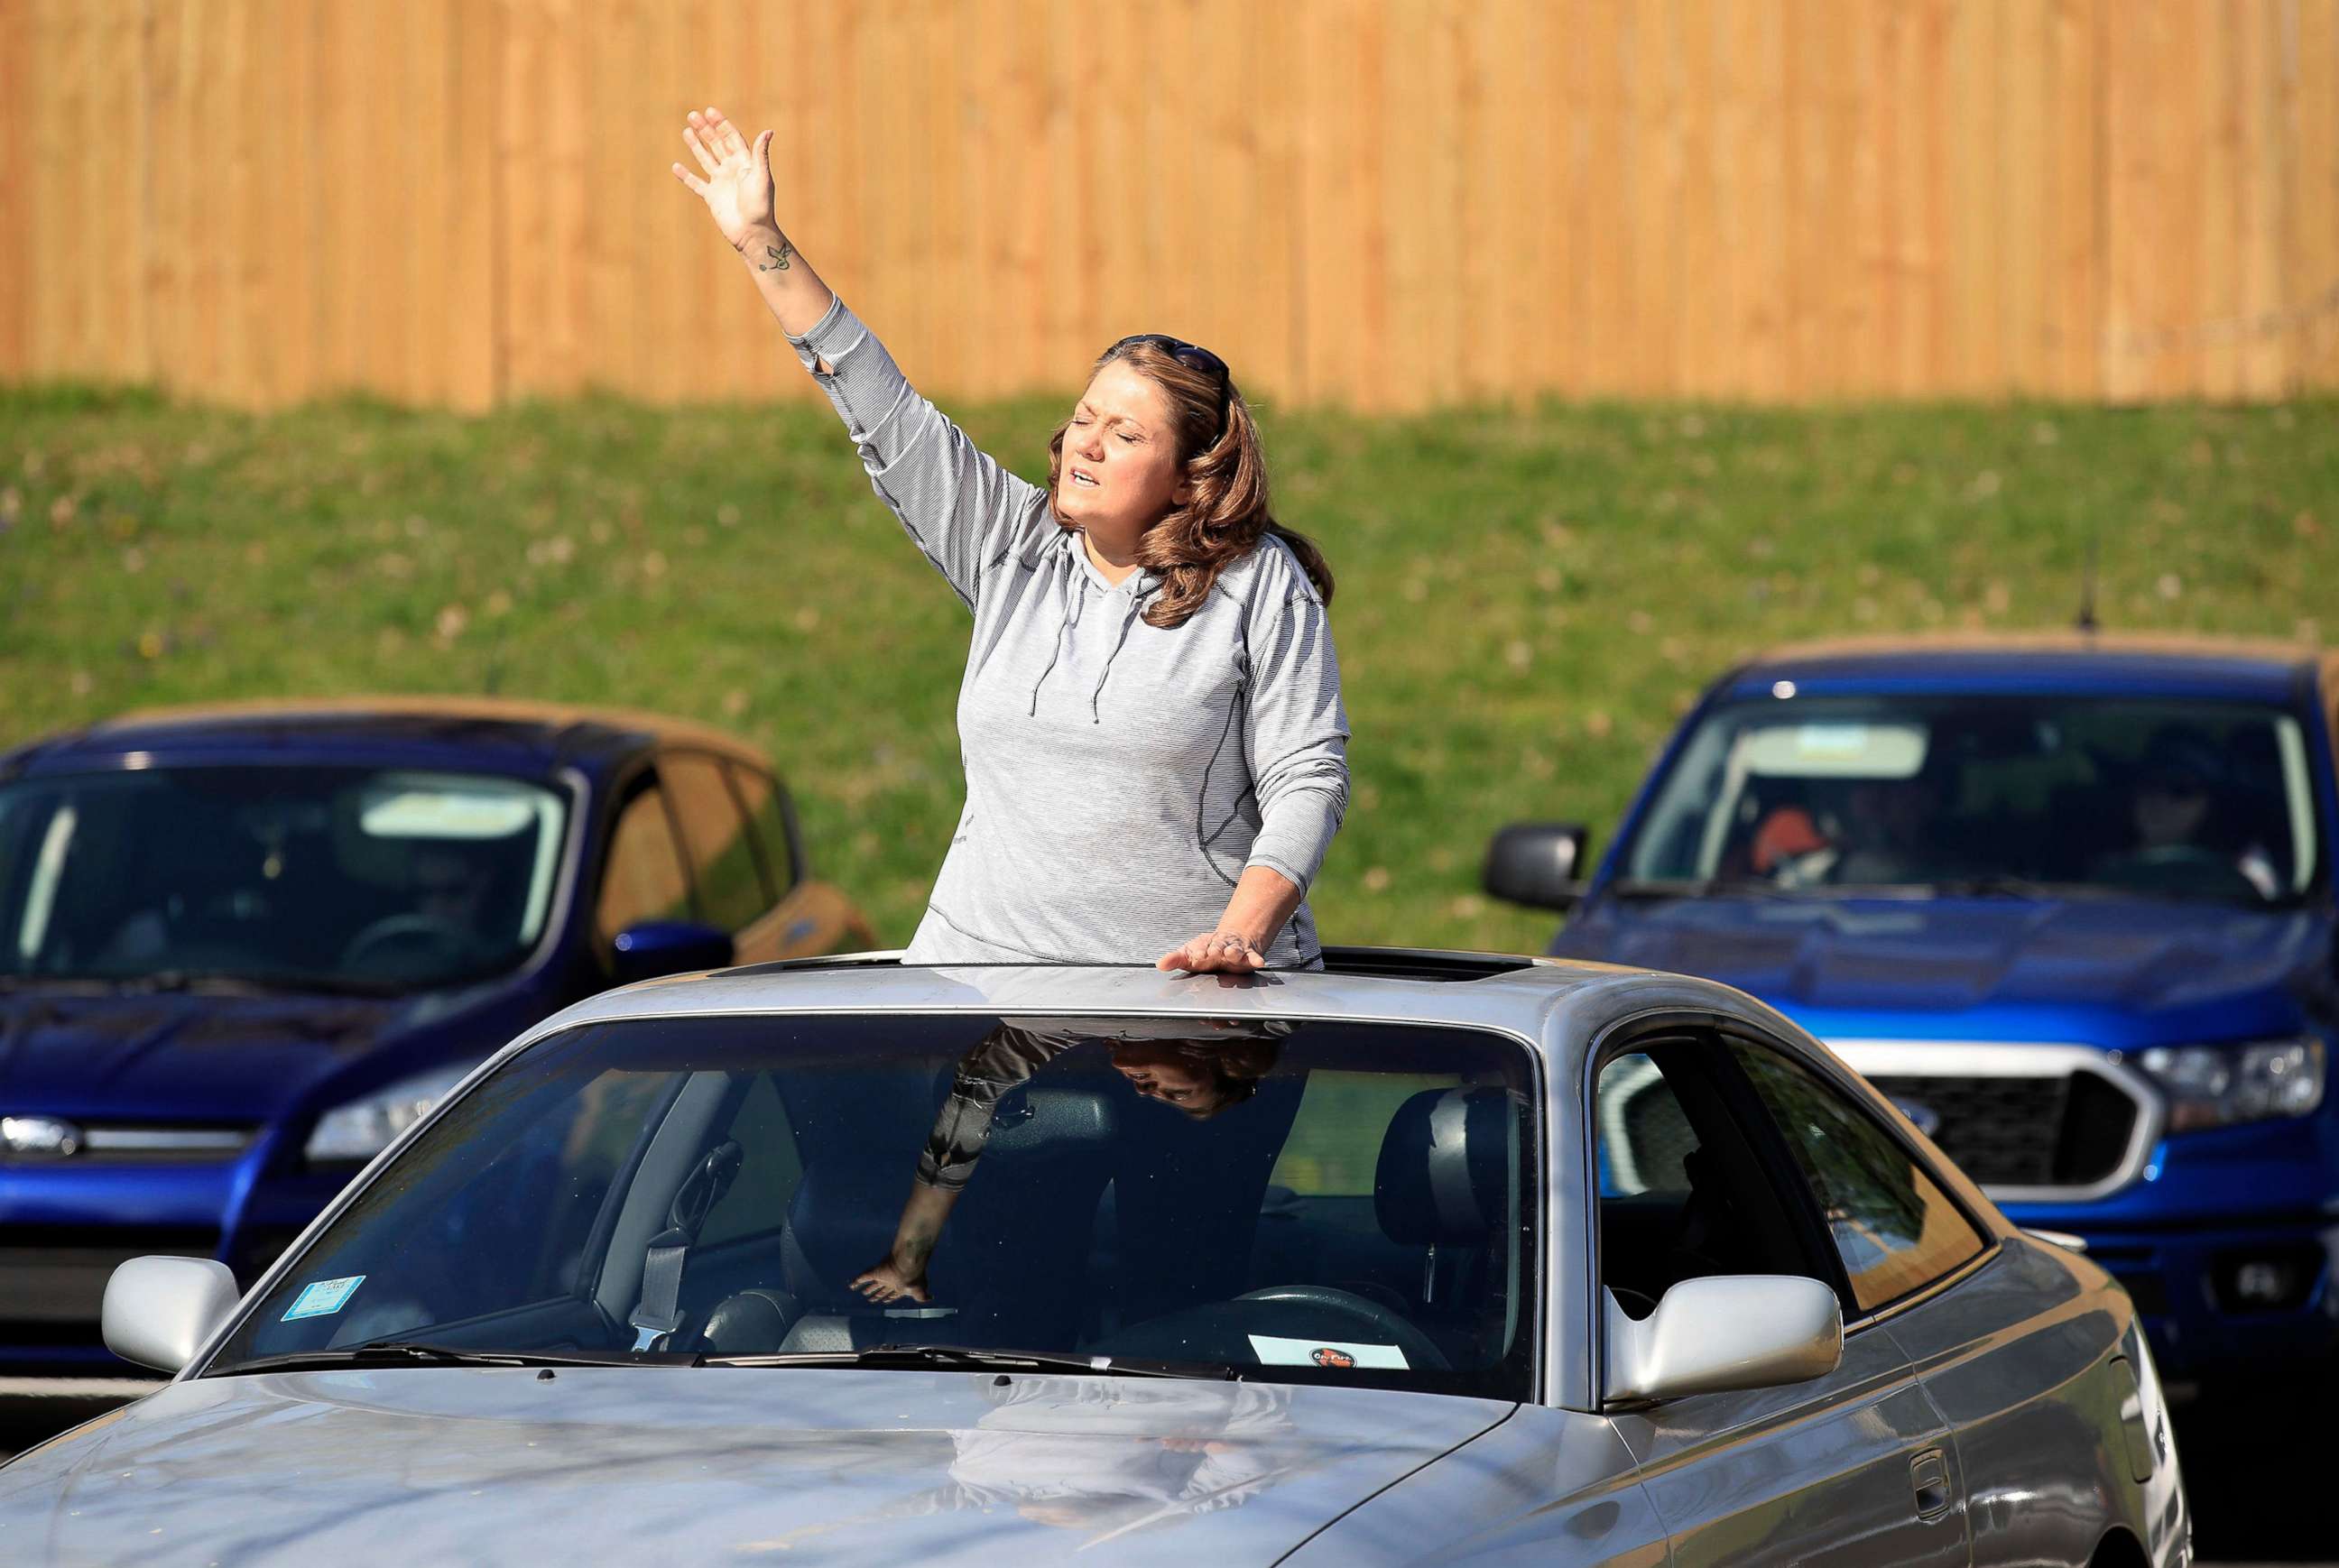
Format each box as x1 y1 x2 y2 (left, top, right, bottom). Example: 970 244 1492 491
670 106 776 252
849 1257 930 1305
1157 932 1268 973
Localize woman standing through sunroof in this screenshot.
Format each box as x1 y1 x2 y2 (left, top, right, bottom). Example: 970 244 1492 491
674 107 1346 973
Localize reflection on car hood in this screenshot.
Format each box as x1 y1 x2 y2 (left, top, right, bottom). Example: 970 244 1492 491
0 991 405 1122
1556 895 2332 1032
0 1368 1516 1565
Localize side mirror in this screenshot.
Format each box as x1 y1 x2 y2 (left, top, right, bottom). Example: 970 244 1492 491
1482 822 1591 911
1604 1275 1843 1404
103 1256 241 1373
611 920 735 985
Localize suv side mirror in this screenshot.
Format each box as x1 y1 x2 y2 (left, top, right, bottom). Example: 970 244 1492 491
1604 1275 1843 1404
1483 822 1591 911
103 1256 241 1373
611 920 735 985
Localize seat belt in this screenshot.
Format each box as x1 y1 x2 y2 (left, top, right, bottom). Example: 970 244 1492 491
630 1139 744 1351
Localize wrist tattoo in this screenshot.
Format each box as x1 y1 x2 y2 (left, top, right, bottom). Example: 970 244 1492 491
755 239 793 272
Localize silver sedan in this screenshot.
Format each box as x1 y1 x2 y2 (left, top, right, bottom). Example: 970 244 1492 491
0 952 2188 1565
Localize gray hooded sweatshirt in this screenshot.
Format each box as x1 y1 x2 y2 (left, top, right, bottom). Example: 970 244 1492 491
788 298 1349 968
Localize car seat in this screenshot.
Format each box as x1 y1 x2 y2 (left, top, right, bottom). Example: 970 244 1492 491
698 1071 1121 1356
1373 1086 1519 1360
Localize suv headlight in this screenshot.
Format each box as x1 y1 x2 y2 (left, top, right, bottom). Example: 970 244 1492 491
304 1063 475 1165
2136 1037 2325 1131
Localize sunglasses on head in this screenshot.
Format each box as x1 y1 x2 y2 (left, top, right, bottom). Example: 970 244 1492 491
1108 333 1230 384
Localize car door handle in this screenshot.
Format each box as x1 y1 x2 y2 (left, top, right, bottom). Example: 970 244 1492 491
1909 1448 1953 1522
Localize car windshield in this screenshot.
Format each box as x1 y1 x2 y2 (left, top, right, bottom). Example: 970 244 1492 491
0 766 570 993
1621 694 2323 904
209 1011 1539 1398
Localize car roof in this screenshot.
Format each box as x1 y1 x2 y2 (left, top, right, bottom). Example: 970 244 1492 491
3 696 772 779
1726 632 2331 704
500 949 1761 1072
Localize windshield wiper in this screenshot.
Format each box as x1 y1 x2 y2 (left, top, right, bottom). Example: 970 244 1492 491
1604 878 1801 899
1923 875 2069 899
703 1343 1227 1380
110 969 403 999
209 1340 684 1376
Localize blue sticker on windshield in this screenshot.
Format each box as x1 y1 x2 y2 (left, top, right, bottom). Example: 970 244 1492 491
282 1276 366 1322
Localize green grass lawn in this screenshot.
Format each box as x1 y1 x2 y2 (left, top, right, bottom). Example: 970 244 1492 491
3 380 2333 954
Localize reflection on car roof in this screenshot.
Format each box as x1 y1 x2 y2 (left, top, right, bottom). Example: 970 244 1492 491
506 946 1723 1068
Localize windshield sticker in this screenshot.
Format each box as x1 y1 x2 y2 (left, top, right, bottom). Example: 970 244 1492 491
282 1276 367 1322
1247 1333 1409 1370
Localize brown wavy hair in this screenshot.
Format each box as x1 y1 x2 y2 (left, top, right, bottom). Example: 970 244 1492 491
1046 340 1334 630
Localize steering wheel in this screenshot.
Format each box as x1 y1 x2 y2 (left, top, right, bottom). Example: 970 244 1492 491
339 913 475 973
1236 1285 1452 1370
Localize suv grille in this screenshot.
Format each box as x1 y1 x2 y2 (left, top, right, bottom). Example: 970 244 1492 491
1864 1073 2139 1187
1829 1042 2159 1202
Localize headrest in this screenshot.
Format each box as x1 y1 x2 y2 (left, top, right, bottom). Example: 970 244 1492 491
1373 1087 1514 1247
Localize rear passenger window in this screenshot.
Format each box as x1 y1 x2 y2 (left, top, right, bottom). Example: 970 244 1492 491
1592 1041 1828 1318
661 755 766 932
1731 1045 1987 1313
596 783 691 942
725 765 797 894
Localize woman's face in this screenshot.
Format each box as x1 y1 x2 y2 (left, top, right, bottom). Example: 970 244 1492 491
1110 1041 1224 1117
1056 359 1189 536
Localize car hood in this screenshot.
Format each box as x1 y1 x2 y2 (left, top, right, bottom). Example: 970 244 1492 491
1554 894 2334 1038
0 989 430 1123
0 1368 1513 1565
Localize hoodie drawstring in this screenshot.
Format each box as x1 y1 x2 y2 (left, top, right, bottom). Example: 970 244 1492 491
1088 581 1155 722
1026 550 1159 721
1026 556 1087 716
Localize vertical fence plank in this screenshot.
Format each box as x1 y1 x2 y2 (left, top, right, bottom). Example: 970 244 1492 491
2201 0 2244 398
1998 0 2046 393
2236 0 2290 397
2048 0 2100 397
1677 0 1723 397
1787 0 1851 397
0 1 25 381
32 0 84 379
1945 0 2003 393
2295 0 2339 388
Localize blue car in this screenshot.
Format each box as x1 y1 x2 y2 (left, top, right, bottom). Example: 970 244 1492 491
0 698 874 1370
1484 635 2339 1402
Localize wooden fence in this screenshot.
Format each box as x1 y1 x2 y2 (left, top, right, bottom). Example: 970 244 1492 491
4 0 2336 410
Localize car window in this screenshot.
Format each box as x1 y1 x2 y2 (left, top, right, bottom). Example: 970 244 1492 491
1592 1039 1831 1317
1622 694 2320 903
725 764 797 896
596 782 692 941
0 767 569 993
211 1014 1541 1401
1730 1043 1987 1314
661 754 766 932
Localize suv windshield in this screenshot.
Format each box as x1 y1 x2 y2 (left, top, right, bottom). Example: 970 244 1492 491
210 1012 1539 1398
0 767 569 993
1623 695 2323 904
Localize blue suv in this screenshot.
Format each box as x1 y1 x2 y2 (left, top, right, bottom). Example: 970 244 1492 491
0 699 873 1370
1485 636 2338 1398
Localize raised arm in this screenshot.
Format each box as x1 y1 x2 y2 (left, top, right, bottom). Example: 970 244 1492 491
673 106 1049 610
670 107 836 345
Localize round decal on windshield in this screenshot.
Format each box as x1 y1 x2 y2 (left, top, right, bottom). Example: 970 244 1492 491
1310 1347 1355 1369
